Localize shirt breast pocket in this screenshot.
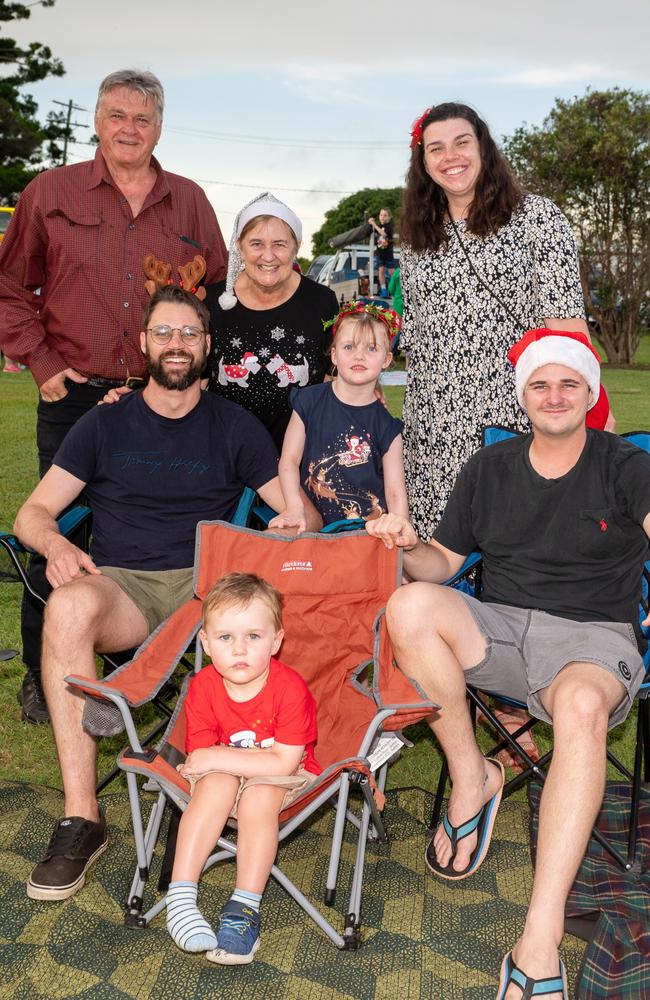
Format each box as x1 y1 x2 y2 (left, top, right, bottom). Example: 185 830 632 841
577 507 625 558
45 207 102 270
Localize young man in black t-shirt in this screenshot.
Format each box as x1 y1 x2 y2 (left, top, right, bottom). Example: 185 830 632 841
367 329 650 999
14 286 320 905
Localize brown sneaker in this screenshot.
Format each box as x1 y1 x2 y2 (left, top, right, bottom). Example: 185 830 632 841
17 671 50 725
27 812 108 900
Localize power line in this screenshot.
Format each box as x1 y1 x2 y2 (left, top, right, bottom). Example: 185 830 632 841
194 177 353 195
165 124 404 150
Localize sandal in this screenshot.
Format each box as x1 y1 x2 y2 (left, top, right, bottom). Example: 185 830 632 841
425 758 504 881
477 703 540 774
497 951 567 998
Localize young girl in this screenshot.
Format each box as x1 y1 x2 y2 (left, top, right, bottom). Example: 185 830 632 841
269 302 408 533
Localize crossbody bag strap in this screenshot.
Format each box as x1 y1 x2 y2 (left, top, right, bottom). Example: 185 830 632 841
447 216 527 334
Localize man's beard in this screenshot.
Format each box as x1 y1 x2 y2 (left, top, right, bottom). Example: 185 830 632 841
146 346 205 391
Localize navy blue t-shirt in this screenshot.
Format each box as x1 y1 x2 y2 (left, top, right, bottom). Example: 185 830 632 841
291 382 402 524
53 391 278 570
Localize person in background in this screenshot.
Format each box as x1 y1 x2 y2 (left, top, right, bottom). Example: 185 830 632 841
0 68 227 724
368 207 395 295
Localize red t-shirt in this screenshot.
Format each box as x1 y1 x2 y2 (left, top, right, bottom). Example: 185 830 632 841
184 656 321 774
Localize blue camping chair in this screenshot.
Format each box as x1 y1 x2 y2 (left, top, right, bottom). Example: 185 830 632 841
430 427 650 872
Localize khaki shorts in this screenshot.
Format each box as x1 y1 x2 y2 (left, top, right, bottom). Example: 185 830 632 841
456 592 645 730
100 566 195 634
183 768 317 818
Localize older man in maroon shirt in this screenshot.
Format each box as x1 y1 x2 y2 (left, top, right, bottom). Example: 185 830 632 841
0 69 227 722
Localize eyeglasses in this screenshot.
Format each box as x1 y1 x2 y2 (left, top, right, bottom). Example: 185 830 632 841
146 324 205 345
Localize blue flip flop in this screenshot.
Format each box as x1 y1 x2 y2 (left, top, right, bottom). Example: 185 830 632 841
425 758 504 880
497 951 568 998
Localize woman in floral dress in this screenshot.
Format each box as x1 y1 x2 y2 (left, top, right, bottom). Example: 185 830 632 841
399 102 589 541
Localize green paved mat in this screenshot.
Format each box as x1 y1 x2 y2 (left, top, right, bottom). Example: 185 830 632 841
0 780 585 999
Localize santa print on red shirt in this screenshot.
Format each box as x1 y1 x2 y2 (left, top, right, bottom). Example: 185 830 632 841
184 656 322 775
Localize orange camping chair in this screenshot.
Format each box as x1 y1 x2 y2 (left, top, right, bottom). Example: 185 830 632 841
66 521 437 949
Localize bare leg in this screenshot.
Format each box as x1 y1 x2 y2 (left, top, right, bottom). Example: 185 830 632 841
171 772 240 882
41 576 149 820
386 583 502 872
234 784 286 894
503 662 624 1000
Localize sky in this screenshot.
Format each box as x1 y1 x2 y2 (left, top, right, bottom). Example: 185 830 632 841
10 0 650 255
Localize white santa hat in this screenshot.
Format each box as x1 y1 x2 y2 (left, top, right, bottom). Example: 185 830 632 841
218 192 302 310
507 328 601 411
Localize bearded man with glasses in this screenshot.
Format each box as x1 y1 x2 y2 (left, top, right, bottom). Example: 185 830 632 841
13 286 320 903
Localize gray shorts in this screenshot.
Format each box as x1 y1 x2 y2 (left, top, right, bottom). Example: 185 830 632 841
456 592 645 730
100 566 195 634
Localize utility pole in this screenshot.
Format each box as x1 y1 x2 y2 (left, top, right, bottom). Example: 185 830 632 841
52 99 88 165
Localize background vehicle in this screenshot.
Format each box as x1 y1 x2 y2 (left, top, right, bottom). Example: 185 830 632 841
305 254 333 281
0 206 15 242
318 240 400 305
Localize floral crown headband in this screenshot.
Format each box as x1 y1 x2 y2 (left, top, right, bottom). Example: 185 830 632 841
324 301 402 342
409 106 432 149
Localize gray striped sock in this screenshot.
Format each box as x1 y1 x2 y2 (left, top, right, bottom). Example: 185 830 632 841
166 880 218 953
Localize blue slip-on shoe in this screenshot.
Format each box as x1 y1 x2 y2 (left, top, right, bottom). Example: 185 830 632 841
497 951 568 998
206 900 260 965
425 758 505 880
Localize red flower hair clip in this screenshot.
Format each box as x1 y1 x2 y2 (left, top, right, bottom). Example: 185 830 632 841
409 106 432 149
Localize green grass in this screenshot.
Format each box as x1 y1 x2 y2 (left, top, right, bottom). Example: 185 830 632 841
1 352 649 793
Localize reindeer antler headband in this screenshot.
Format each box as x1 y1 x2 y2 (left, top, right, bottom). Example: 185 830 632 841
143 254 207 300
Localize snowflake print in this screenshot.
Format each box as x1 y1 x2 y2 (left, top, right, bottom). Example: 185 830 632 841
296 335 305 345
230 337 242 348
258 346 270 359
270 326 285 341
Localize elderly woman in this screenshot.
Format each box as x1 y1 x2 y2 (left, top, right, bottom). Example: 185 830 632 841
205 193 338 450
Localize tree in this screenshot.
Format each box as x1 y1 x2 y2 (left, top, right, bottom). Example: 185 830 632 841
0 0 65 202
311 187 402 257
504 89 650 365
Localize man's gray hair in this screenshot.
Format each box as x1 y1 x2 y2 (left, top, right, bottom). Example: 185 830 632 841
96 70 165 120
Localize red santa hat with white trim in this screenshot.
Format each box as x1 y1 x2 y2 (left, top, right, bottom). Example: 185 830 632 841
507 328 601 411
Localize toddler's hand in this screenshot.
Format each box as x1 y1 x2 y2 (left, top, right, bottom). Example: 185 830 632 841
181 748 219 778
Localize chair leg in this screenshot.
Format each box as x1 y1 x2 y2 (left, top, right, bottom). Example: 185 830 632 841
124 783 169 927
641 699 650 783
324 773 352 905
625 701 647 869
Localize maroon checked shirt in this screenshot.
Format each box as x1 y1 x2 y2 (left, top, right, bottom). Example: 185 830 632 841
0 150 227 387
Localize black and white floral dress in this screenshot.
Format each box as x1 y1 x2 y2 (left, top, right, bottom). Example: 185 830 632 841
400 194 586 540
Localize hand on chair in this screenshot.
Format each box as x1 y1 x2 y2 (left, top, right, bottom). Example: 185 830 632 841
269 508 307 535
365 513 418 551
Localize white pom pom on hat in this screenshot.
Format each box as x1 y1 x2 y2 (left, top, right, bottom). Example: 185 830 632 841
507 328 601 410
218 191 302 311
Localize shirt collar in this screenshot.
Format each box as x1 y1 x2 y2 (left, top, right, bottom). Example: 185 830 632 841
87 148 171 202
